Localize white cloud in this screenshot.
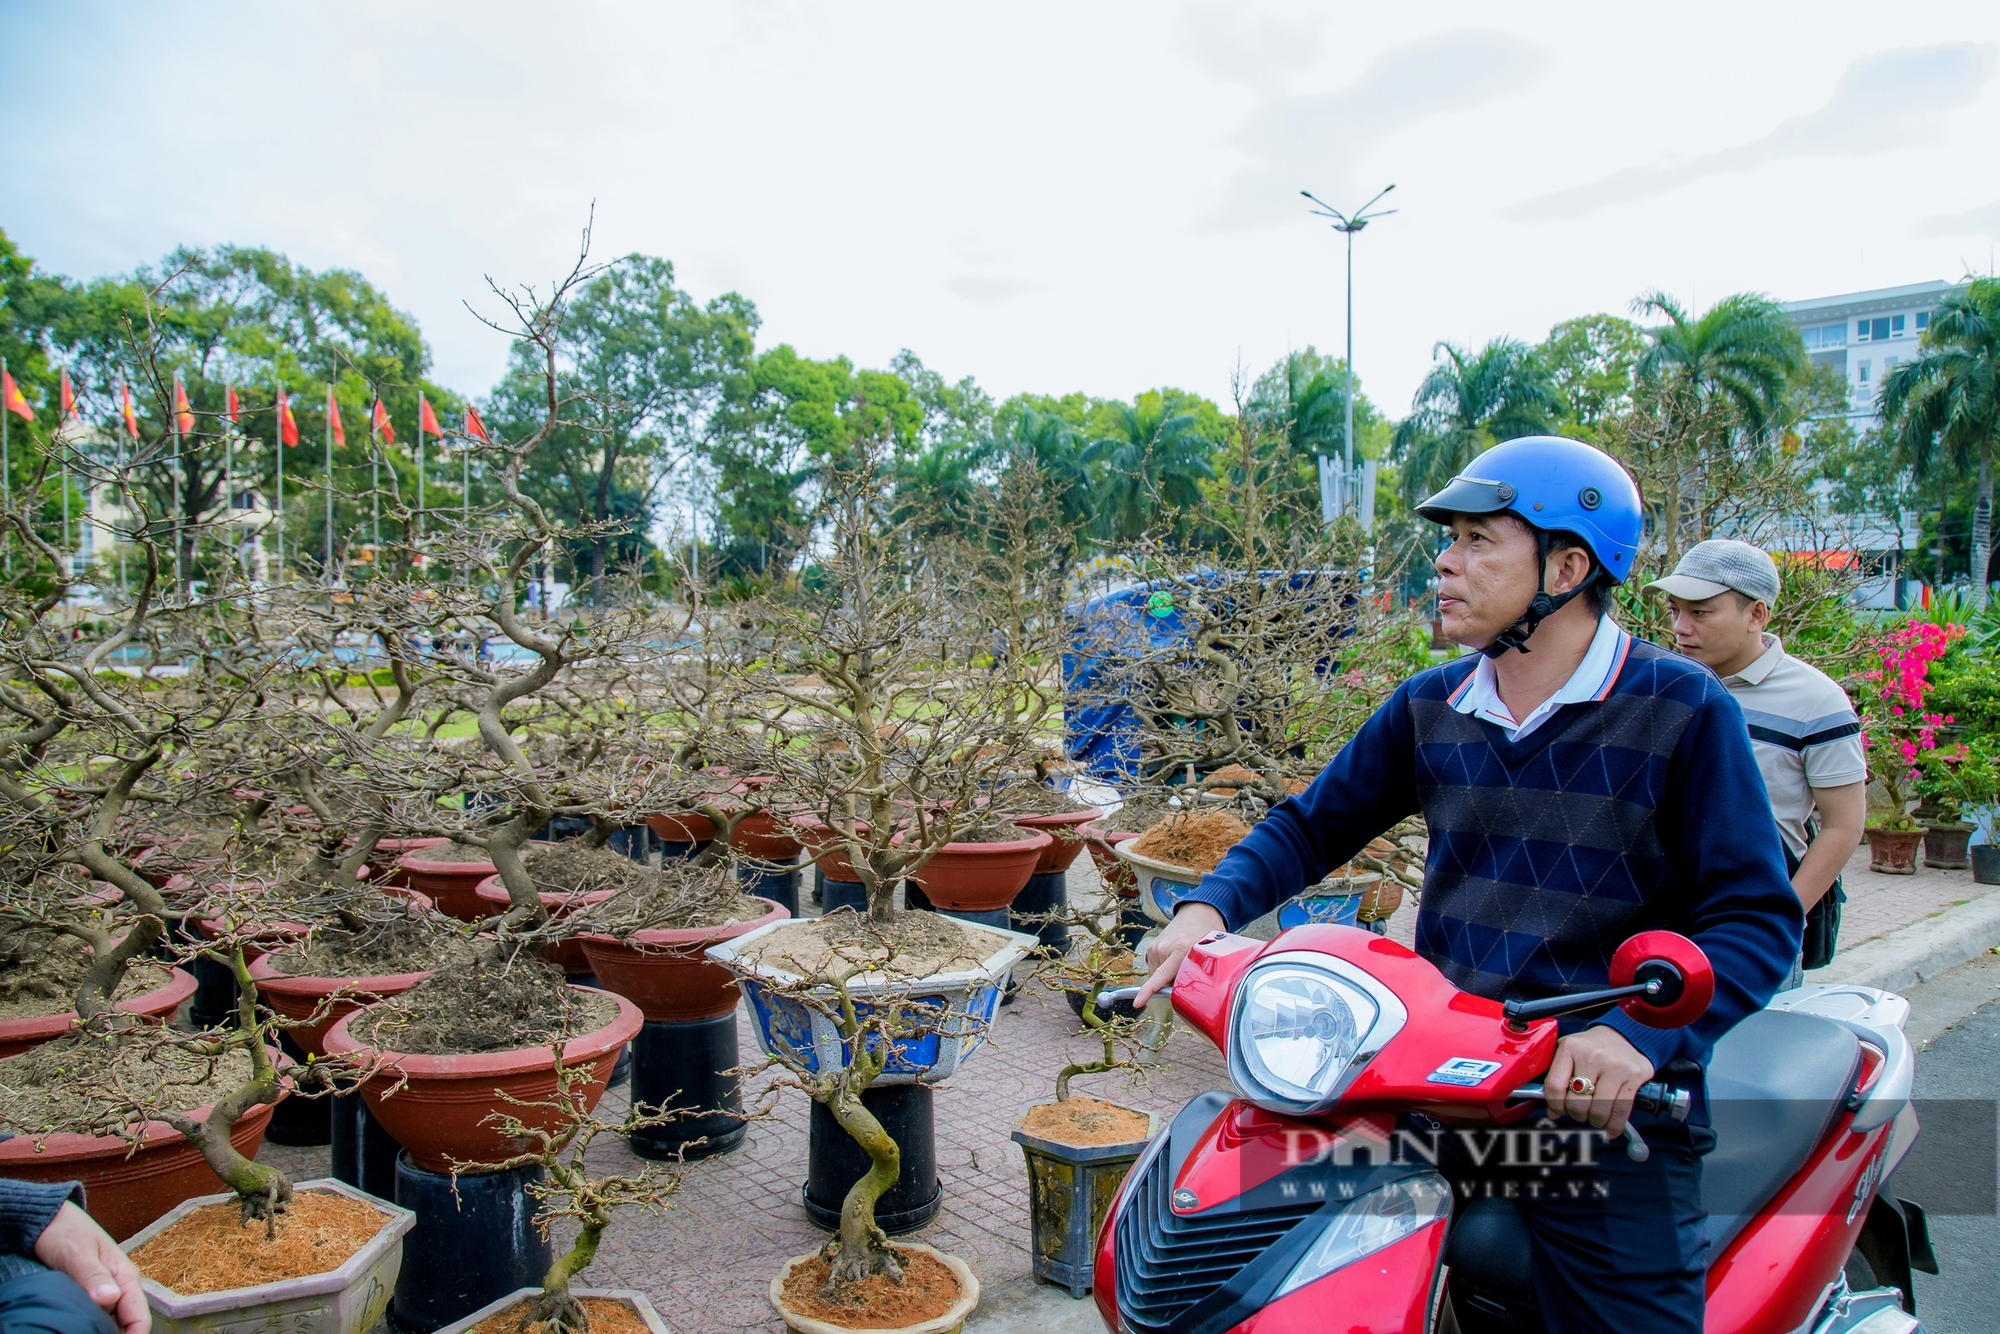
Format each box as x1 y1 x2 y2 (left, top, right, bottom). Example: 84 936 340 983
1917 199 2000 239
1507 43 1998 221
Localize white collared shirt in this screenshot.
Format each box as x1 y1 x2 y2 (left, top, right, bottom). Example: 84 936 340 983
1447 615 1632 742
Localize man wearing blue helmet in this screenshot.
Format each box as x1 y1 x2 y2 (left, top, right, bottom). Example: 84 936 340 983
1136 436 1802 1334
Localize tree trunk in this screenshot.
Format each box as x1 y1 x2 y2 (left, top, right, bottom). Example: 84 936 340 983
1974 443 1992 611
526 1213 602 1333
825 1085 901 1288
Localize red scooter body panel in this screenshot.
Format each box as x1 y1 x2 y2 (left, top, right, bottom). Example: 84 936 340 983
1175 926 1559 1121
1704 1111 1892 1334
1229 1224 1445 1334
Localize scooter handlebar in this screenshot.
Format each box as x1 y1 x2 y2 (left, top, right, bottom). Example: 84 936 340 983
1508 1080 1690 1123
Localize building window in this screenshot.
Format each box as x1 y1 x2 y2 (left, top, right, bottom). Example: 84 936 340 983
1891 314 1905 336
1884 356 1899 374
1917 311 1930 330
1802 322 1844 349
1857 317 1893 342
1858 360 1871 382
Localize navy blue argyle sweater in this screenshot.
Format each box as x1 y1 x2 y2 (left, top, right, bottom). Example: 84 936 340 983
1182 637 1802 1070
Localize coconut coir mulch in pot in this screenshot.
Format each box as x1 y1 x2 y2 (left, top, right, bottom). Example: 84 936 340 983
1019 1096 1152 1147
467 1296 652 1334
129 1189 387 1294
781 1245 963 1328
1126 810 1251 873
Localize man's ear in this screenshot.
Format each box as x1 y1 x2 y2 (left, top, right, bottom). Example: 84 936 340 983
1547 545 1596 595
1750 600 1773 631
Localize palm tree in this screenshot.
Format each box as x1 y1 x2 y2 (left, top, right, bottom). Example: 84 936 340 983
1082 394 1217 542
1392 338 1561 501
1882 277 1999 608
1009 407 1095 531
1631 291 1805 437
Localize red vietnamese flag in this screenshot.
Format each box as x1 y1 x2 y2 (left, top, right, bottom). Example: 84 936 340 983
174 378 195 433
278 389 299 446
419 397 444 439
227 386 242 424
59 368 78 422
371 397 395 444
121 383 140 438
463 403 490 442
327 387 345 447
1 368 32 421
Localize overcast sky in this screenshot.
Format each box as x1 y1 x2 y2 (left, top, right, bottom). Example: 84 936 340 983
5 1 1999 420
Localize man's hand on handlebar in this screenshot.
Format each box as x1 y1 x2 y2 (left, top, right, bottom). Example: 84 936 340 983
1544 1025 1655 1138
1134 902 1227 1005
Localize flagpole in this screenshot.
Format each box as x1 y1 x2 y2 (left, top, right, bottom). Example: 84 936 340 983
325 385 335 584
417 392 426 537
2 355 11 578
370 403 380 564
224 383 235 582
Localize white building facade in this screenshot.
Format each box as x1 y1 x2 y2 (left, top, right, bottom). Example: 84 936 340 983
1781 280 1958 431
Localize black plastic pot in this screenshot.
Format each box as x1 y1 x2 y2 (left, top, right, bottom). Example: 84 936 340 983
653 838 709 863
263 1033 333 1146
392 1156 551 1331
330 1091 401 1202
903 878 934 912
1012 871 1069 954
1973 843 2000 886
804 1083 941 1235
1012 1102 1159 1297
738 862 801 917
821 879 868 915
937 906 1010 930
629 1014 745 1161
605 823 653 862
188 953 239 1031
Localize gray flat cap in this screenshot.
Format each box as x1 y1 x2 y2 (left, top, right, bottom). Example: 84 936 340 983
1645 539 1781 605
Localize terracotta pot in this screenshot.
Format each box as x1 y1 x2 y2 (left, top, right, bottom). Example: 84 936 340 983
133 840 221 891
768 1242 979 1333
1923 823 1973 870
396 849 497 921
0 965 197 1060
369 837 448 889
791 817 873 882
909 832 1050 912
1005 809 1101 875
578 898 789 1022
728 808 803 862
437 1287 670 1334
1865 826 1925 875
0 1061 279 1240
322 986 643 1173
645 810 717 843
471 875 616 974
248 954 434 1059
1087 830 1141 898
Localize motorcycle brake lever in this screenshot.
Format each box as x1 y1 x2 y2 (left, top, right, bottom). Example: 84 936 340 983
1508 1085 1653 1162
1096 986 1165 1007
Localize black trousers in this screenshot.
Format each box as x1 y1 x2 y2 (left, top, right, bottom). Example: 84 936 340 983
1426 1111 1710 1334
0 1266 118 1334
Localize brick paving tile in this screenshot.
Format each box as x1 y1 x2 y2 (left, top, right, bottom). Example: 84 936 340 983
254 837 1995 1330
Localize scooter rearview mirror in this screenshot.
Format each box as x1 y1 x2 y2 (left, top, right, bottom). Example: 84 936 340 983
1608 930 1714 1029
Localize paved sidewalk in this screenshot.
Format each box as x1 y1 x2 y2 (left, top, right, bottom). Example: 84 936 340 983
258 844 1998 1333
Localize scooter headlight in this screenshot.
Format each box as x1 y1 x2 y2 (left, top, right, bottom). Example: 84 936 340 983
1272 1173 1452 1299
1227 955 1406 1114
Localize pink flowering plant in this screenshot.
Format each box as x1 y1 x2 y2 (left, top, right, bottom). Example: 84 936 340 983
1859 621 1966 830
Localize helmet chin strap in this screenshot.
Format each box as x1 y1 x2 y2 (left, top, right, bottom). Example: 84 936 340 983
1481 529 1589 659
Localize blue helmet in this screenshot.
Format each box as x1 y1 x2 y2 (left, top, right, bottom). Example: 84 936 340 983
1416 436 1643 655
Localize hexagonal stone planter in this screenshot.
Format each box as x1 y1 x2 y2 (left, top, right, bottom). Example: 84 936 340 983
119 1178 413 1334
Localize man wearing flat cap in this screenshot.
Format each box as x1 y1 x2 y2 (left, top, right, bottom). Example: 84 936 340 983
1648 539 1866 980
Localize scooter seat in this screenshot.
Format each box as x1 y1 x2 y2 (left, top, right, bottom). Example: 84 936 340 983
1701 1008 1861 1254
1443 1009 1863 1309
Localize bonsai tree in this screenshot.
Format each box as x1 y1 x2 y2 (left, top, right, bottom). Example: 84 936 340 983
1023 896 1151 1101
731 922 977 1291
700 443 1074 924
458 1053 690 1333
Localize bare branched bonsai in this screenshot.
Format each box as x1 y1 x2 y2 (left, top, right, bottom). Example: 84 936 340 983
459 1053 691 1334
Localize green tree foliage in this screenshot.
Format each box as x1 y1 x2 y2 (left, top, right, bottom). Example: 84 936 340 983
1535 314 1645 438
1882 277 2000 607
1631 290 1805 438
1390 337 1561 502
1081 390 1219 543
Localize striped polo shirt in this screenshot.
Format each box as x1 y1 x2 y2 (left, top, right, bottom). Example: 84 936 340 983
1720 634 1866 859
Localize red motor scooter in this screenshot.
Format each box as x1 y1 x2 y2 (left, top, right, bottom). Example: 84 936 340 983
1092 925 1936 1334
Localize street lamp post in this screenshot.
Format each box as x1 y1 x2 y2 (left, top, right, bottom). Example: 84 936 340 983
1302 185 1396 524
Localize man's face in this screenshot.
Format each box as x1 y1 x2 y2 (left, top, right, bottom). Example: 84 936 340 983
1667 592 1767 668
1434 513 1541 647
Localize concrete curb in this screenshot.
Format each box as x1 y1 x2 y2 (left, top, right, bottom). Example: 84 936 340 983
1810 890 2000 992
